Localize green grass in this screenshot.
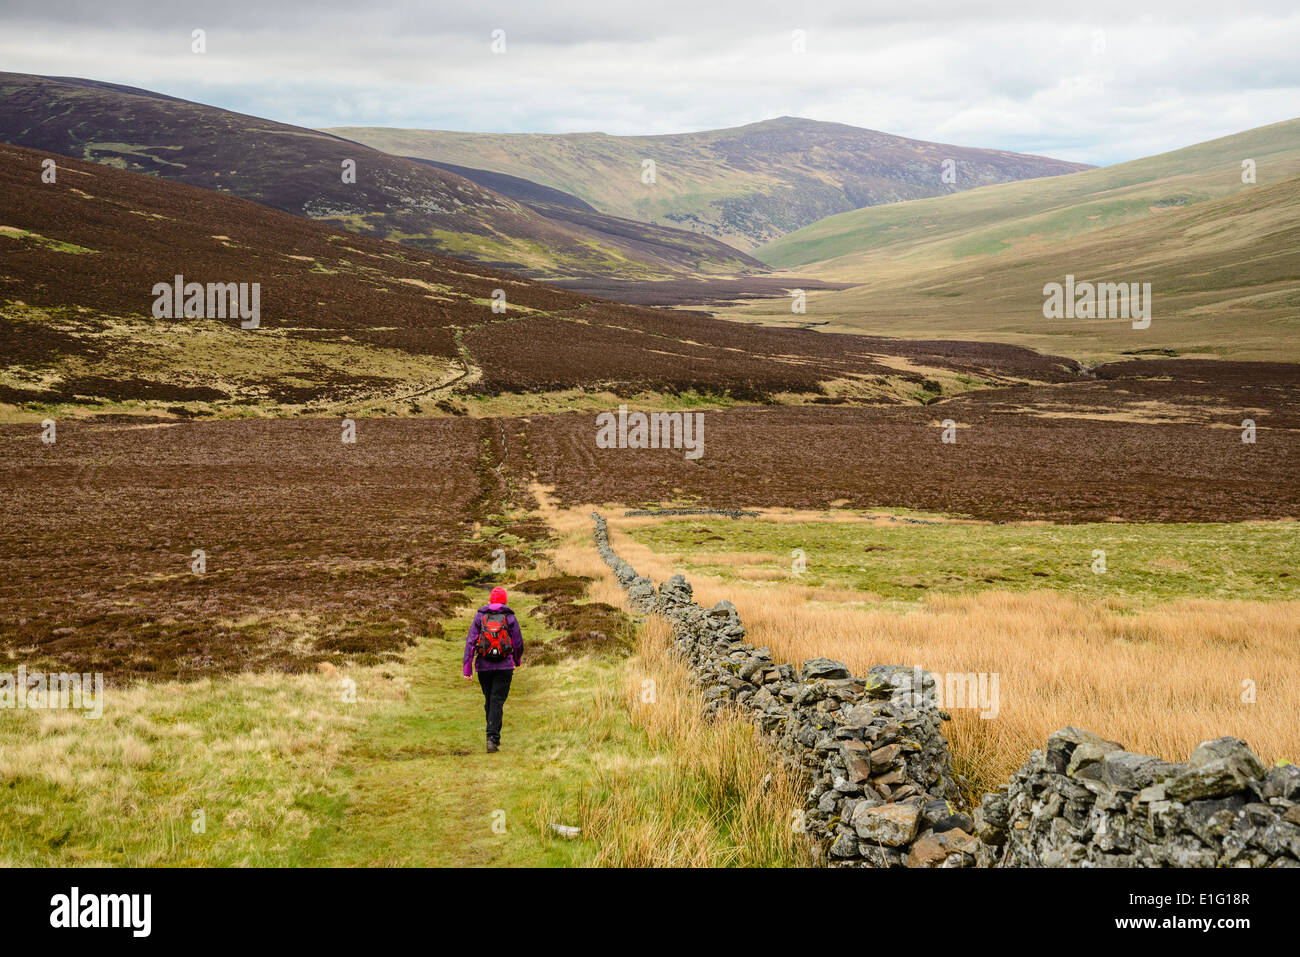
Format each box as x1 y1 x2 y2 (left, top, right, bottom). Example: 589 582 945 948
0 226 97 254
0 586 619 866
299 587 612 867
628 515 1300 606
0 579 805 866
0 669 387 866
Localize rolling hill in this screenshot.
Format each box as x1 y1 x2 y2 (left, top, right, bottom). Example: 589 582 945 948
0 72 762 283
0 141 1078 419
400 155 768 282
757 117 1300 272
327 117 1091 250
721 119 1300 363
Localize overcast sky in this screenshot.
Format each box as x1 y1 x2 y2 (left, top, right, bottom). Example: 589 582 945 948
3 0 1298 165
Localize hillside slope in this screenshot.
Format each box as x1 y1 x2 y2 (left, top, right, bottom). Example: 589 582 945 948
328 117 1090 250
722 120 1300 363
0 72 761 281
757 116 1300 273
0 142 1079 418
401 155 766 278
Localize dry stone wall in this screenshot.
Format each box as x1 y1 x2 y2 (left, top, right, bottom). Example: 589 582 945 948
592 511 1300 868
976 729 1300 867
624 508 760 519
594 511 974 867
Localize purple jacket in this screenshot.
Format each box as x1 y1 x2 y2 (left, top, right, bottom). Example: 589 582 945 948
463 603 524 676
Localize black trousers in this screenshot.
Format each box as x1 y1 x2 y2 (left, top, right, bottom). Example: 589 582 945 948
477 669 513 743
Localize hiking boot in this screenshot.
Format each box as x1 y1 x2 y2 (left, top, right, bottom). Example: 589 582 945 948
486 739 499 753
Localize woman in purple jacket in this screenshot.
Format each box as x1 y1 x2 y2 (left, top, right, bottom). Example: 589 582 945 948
463 586 524 753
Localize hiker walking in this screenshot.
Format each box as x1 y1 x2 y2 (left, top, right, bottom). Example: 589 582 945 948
462 586 524 753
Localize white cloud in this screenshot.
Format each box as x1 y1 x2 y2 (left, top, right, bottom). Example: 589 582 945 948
1 1 1297 165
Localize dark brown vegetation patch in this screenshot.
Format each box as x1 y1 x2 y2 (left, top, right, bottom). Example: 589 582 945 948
522 366 1299 523
0 416 510 681
517 574 635 665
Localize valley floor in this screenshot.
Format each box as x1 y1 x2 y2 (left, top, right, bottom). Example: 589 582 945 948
0 417 805 867
0 363 1295 863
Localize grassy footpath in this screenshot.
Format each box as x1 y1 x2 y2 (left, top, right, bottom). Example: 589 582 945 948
298 588 605 867
301 582 805 867
0 587 606 866
1 578 806 866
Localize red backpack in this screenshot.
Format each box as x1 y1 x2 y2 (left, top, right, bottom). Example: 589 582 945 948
477 611 512 661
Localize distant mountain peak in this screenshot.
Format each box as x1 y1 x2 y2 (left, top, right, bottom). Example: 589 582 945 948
332 116 1092 249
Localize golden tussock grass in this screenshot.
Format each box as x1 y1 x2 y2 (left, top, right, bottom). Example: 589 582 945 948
536 490 1300 805
733 588 1300 800
559 618 808 866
